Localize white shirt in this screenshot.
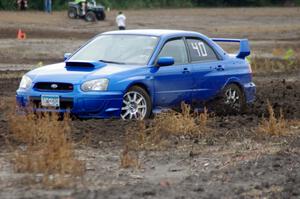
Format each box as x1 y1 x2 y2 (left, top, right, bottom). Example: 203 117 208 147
116 14 126 27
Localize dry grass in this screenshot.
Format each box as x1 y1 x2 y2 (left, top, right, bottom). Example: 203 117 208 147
149 103 211 137
6 106 84 187
258 101 289 136
10 115 83 174
120 103 214 168
0 97 15 112
126 103 210 150
251 57 300 73
0 71 25 79
123 103 213 152
249 48 300 73
198 107 210 131
120 146 140 169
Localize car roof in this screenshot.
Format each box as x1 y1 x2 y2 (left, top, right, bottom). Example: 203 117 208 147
102 29 200 37
100 29 228 60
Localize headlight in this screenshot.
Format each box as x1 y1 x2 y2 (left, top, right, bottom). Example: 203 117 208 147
19 75 32 90
81 79 109 92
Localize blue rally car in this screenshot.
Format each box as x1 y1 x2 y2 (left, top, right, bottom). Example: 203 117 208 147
16 29 255 119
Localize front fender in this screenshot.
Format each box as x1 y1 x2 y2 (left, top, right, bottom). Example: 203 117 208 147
112 75 154 99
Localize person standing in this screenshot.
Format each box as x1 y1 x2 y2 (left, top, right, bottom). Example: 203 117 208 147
75 0 87 16
116 11 126 30
44 0 52 13
17 0 28 10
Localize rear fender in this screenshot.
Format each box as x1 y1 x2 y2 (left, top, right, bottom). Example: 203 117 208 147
222 77 245 93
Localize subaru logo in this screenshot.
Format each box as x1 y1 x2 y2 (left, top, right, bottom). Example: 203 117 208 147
51 84 58 89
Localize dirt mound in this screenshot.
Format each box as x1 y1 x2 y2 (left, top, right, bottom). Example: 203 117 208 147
252 72 300 118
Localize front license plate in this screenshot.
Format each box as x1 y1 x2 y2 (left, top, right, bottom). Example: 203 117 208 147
41 95 60 107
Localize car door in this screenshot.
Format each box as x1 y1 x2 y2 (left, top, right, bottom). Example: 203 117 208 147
186 37 226 102
153 38 194 108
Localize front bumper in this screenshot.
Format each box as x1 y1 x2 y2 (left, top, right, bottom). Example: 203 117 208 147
16 89 123 119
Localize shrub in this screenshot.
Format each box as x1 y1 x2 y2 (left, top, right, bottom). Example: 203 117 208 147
258 101 288 136
7 110 84 187
123 103 212 152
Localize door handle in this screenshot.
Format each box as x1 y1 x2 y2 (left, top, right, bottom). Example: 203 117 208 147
182 67 190 74
215 65 224 71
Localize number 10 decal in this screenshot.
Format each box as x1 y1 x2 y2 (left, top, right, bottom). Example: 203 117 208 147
191 42 208 57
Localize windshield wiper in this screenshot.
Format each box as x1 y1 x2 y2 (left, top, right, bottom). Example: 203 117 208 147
99 60 126 65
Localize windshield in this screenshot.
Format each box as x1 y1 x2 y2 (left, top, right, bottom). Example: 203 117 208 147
70 35 159 65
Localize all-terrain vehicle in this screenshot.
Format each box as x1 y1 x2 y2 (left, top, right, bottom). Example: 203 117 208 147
68 0 106 22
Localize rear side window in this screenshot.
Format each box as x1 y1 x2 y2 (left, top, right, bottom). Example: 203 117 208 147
158 39 188 65
186 38 218 62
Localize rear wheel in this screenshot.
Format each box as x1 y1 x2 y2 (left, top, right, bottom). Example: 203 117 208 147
121 86 151 120
85 11 97 22
222 84 246 114
99 12 106 20
68 7 77 19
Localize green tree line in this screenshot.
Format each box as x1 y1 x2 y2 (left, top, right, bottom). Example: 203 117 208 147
1 0 300 10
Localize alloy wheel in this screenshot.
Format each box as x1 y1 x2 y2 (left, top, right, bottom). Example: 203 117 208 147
224 88 241 110
121 91 147 120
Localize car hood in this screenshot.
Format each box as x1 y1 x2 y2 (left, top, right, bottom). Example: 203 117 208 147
27 62 142 84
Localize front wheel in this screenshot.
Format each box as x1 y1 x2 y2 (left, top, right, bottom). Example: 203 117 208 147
85 11 97 22
121 86 151 120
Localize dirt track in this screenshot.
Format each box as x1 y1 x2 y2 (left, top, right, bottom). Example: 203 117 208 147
1 8 300 66
0 8 300 199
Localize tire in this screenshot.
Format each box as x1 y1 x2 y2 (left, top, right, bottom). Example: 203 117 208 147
85 11 97 22
68 7 77 19
221 84 246 114
98 12 106 20
121 86 152 120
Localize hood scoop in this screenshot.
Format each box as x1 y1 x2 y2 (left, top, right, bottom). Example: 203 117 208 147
65 60 107 70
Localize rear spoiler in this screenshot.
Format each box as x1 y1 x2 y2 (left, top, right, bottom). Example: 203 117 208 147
212 38 250 59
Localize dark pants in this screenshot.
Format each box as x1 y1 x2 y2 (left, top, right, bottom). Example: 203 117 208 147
17 0 27 10
20 2 26 10
118 26 126 30
45 0 52 13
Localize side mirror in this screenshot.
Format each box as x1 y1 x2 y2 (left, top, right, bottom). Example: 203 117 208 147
64 53 72 61
156 57 174 67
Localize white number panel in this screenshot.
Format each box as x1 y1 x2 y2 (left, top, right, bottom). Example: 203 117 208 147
191 42 208 57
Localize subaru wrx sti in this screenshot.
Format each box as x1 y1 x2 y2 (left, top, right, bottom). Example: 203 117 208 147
16 29 256 119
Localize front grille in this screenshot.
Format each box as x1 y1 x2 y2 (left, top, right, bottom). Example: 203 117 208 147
30 96 73 110
34 82 74 92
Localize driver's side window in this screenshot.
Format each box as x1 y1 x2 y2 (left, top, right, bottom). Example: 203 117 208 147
157 38 188 65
